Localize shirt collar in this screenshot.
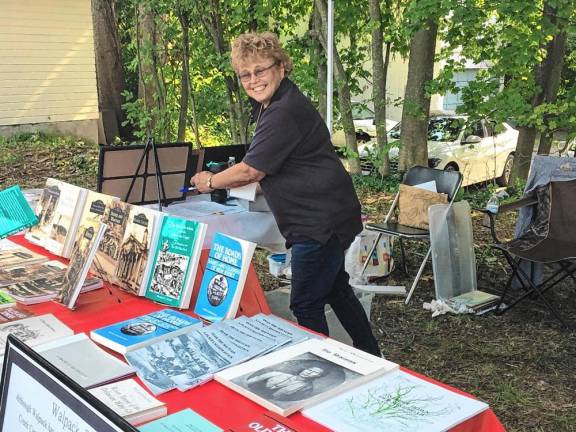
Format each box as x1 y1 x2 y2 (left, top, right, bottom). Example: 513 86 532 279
249 78 292 122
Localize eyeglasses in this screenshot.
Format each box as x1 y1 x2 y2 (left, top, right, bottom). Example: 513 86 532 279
238 62 278 83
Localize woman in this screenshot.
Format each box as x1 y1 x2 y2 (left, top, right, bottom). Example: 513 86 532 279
192 32 380 356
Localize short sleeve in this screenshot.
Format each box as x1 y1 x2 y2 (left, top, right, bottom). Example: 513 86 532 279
243 106 303 175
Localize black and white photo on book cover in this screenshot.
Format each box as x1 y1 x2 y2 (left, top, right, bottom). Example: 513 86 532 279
231 351 361 407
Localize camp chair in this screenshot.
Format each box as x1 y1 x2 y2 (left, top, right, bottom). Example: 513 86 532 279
361 166 463 304
480 180 576 328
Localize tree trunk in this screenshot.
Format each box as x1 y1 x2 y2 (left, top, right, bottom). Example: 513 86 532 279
177 10 190 142
315 0 360 174
399 21 437 171
136 3 165 136
369 0 390 176
537 30 567 155
311 5 327 120
91 0 130 141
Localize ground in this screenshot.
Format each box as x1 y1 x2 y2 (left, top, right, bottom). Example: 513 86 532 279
2 134 575 432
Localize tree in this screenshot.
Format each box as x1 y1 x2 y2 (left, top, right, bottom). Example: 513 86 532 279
91 0 130 141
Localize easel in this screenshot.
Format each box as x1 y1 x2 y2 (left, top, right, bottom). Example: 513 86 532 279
124 136 167 212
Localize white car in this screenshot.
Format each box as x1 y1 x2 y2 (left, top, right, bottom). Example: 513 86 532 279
359 113 518 187
332 104 398 147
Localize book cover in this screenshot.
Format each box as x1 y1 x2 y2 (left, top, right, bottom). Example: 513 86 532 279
0 292 15 309
194 233 256 322
88 378 167 426
0 247 47 270
303 370 489 432
449 290 500 309
2 260 102 305
144 216 207 309
114 205 162 295
59 223 107 309
0 185 38 239
25 178 87 257
35 333 135 389
139 408 222 432
214 338 398 416
227 411 301 432
0 307 32 324
0 313 73 358
90 308 202 354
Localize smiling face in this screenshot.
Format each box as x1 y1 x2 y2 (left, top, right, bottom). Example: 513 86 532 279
236 56 285 108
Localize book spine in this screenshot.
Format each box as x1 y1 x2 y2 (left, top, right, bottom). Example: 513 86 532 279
179 222 207 309
62 189 88 258
138 212 164 297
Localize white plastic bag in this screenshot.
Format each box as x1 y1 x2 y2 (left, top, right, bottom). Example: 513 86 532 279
345 230 394 284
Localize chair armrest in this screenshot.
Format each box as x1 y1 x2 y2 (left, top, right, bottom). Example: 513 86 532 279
475 196 538 243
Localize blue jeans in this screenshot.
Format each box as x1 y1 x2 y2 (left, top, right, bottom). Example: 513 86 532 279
290 235 381 356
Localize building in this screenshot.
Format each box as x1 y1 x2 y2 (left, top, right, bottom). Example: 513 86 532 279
0 0 99 142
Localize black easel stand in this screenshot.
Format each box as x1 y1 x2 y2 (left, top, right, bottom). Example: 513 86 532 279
124 137 168 212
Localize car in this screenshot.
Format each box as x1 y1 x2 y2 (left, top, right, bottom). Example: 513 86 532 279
331 103 398 149
358 112 518 187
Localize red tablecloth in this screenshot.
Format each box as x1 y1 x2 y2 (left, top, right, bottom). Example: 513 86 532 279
9 235 505 432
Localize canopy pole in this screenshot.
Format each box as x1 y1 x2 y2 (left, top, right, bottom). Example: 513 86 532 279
326 0 334 134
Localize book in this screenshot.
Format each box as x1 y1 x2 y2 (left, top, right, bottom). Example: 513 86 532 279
125 319 278 395
25 178 88 257
139 408 222 432
90 308 202 354
89 378 167 426
0 292 15 309
0 307 32 324
35 333 134 389
0 313 74 359
194 233 256 322
111 204 163 295
0 246 47 269
449 290 500 310
302 370 489 432
0 185 39 239
72 189 118 251
214 338 398 416
59 223 107 309
144 216 207 309
227 411 301 432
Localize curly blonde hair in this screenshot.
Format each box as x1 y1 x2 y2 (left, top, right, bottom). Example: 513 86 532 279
231 32 293 76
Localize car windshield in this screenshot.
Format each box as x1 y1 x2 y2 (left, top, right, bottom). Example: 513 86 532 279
388 117 465 141
427 117 465 141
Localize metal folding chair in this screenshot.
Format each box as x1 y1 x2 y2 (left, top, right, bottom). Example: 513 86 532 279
361 166 463 303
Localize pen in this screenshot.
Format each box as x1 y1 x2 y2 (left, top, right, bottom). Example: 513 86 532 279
179 186 198 193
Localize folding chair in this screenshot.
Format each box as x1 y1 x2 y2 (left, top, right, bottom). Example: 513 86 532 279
481 180 576 328
361 166 463 304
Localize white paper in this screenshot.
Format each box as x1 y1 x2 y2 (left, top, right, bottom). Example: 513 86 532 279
164 201 245 218
414 180 437 192
352 285 407 295
229 183 258 201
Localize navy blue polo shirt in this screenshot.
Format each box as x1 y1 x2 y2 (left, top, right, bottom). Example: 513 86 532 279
242 78 362 248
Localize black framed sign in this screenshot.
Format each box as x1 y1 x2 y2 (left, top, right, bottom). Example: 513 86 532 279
0 335 137 432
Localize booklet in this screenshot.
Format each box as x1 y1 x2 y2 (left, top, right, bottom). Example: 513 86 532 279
139 408 222 432
194 233 256 322
0 185 39 239
303 370 489 432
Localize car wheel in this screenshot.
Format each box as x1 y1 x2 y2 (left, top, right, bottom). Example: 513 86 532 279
444 163 458 172
496 154 514 186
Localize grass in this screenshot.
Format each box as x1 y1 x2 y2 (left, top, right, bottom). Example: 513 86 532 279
2 133 575 431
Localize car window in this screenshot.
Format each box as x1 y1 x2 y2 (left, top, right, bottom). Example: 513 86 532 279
427 117 465 141
463 121 484 139
487 120 506 136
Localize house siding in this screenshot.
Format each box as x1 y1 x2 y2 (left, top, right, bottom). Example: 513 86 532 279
0 0 98 138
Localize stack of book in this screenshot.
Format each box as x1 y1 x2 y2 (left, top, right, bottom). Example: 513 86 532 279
449 290 500 312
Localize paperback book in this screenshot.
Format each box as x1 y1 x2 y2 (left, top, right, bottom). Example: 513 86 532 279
0 313 73 359
448 290 500 311
144 216 207 309
59 223 107 309
93 202 162 295
25 178 88 257
0 307 32 324
139 408 222 432
0 185 39 239
90 308 202 354
89 378 167 426
228 411 301 432
0 292 15 309
72 190 118 253
0 246 47 269
303 370 489 432
194 233 256 322
35 333 135 389
214 338 398 416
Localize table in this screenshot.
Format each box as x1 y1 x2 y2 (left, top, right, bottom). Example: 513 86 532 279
9 235 505 432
